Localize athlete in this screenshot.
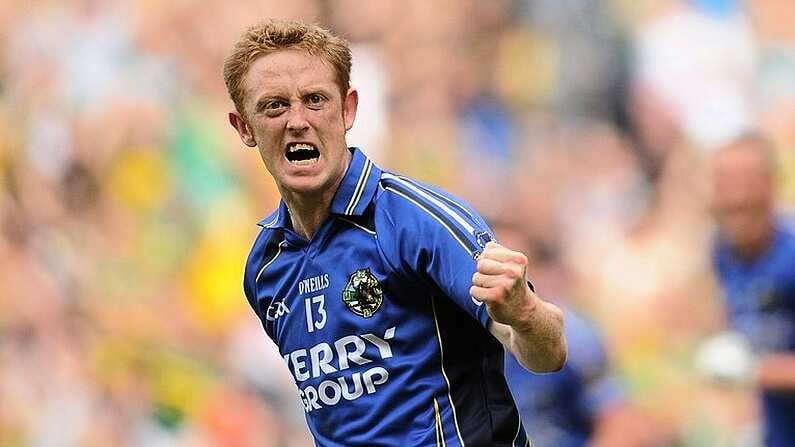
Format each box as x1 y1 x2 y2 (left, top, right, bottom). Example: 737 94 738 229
224 20 567 446
710 133 795 447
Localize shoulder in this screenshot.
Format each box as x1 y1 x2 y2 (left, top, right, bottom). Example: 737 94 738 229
375 172 490 230
376 172 482 219
245 210 284 279
711 234 731 267
768 215 795 269
373 172 492 254
776 215 795 247
250 209 279 252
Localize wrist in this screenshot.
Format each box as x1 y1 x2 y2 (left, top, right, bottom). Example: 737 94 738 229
513 284 540 333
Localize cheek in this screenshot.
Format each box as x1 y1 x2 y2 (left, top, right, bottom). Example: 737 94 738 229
251 121 285 146
314 107 346 130
259 145 284 166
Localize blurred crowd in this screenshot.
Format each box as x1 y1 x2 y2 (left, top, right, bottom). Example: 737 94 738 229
2 0 795 446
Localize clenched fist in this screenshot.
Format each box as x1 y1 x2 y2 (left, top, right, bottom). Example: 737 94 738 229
470 241 538 329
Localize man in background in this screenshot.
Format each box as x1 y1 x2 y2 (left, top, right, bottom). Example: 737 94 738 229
710 133 795 447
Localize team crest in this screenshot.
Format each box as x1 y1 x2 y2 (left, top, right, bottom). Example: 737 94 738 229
342 268 384 318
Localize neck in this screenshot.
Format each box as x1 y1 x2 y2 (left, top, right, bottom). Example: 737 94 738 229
279 149 352 239
735 229 775 260
282 192 332 239
732 219 776 261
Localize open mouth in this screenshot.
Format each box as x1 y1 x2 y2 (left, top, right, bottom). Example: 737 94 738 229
286 143 320 165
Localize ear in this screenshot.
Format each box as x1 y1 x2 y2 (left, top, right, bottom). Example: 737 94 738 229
342 88 358 132
228 112 257 147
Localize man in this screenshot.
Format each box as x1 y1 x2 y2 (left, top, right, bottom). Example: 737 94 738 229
710 133 795 447
224 20 566 446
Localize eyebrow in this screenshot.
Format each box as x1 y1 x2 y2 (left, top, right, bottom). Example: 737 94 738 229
299 85 333 96
252 85 335 110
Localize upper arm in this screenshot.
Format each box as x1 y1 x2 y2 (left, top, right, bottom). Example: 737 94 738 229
243 229 268 311
377 176 495 327
243 228 279 327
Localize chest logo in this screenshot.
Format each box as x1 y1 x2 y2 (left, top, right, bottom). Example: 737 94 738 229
342 268 384 318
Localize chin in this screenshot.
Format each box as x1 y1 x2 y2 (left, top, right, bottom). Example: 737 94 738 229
280 176 329 195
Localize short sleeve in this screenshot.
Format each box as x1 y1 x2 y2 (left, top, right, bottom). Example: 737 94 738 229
243 227 280 332
377 175 496 328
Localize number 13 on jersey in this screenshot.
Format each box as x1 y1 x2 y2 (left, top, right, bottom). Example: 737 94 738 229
305 295 327 333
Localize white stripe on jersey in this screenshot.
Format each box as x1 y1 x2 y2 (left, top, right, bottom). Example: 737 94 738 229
381 173 476 234
431 295 466 446
396 175 476 220
512 412 522 447
345 159 372 215
383 186 474 257
262 212 280 228
339 217 376 236
256 239 287 282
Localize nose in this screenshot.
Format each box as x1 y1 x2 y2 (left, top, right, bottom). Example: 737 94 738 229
286 105 310 133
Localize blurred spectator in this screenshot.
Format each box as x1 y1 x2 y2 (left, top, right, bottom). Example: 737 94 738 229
633 0 755 151
709 133 795 447
327 0 393 164
515 0 630 124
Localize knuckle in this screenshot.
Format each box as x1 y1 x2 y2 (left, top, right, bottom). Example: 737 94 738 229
504 267 519 280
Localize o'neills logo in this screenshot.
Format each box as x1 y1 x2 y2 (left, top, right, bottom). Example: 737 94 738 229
342 268 383 318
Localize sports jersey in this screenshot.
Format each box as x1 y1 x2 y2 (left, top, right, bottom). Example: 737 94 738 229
713 220 795 447
243 148 530 447
504 310 622 447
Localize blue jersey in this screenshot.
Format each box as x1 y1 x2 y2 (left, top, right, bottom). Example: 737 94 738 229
243 148 529 447
504 310 622 447
713 220 795 447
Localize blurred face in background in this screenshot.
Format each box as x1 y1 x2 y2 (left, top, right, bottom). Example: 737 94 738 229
491 221 568 302
709 137 775 257
230 49 358 198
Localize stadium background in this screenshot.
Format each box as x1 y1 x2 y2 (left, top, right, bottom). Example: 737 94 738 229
1 0 795 445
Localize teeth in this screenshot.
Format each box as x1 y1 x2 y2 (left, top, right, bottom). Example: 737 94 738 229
291 159 315 166
286 142 320 165
289 143 315 152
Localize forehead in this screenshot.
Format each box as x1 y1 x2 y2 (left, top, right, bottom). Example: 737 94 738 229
712 145 770 179
243 49 337 99
710 145 772 203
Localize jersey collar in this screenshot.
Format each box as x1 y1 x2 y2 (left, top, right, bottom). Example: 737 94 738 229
257 201 289 229
329 147 381 216
257 147 381 228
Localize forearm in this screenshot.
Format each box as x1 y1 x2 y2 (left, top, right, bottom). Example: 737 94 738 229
491 290 567 373
511 297 567 372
